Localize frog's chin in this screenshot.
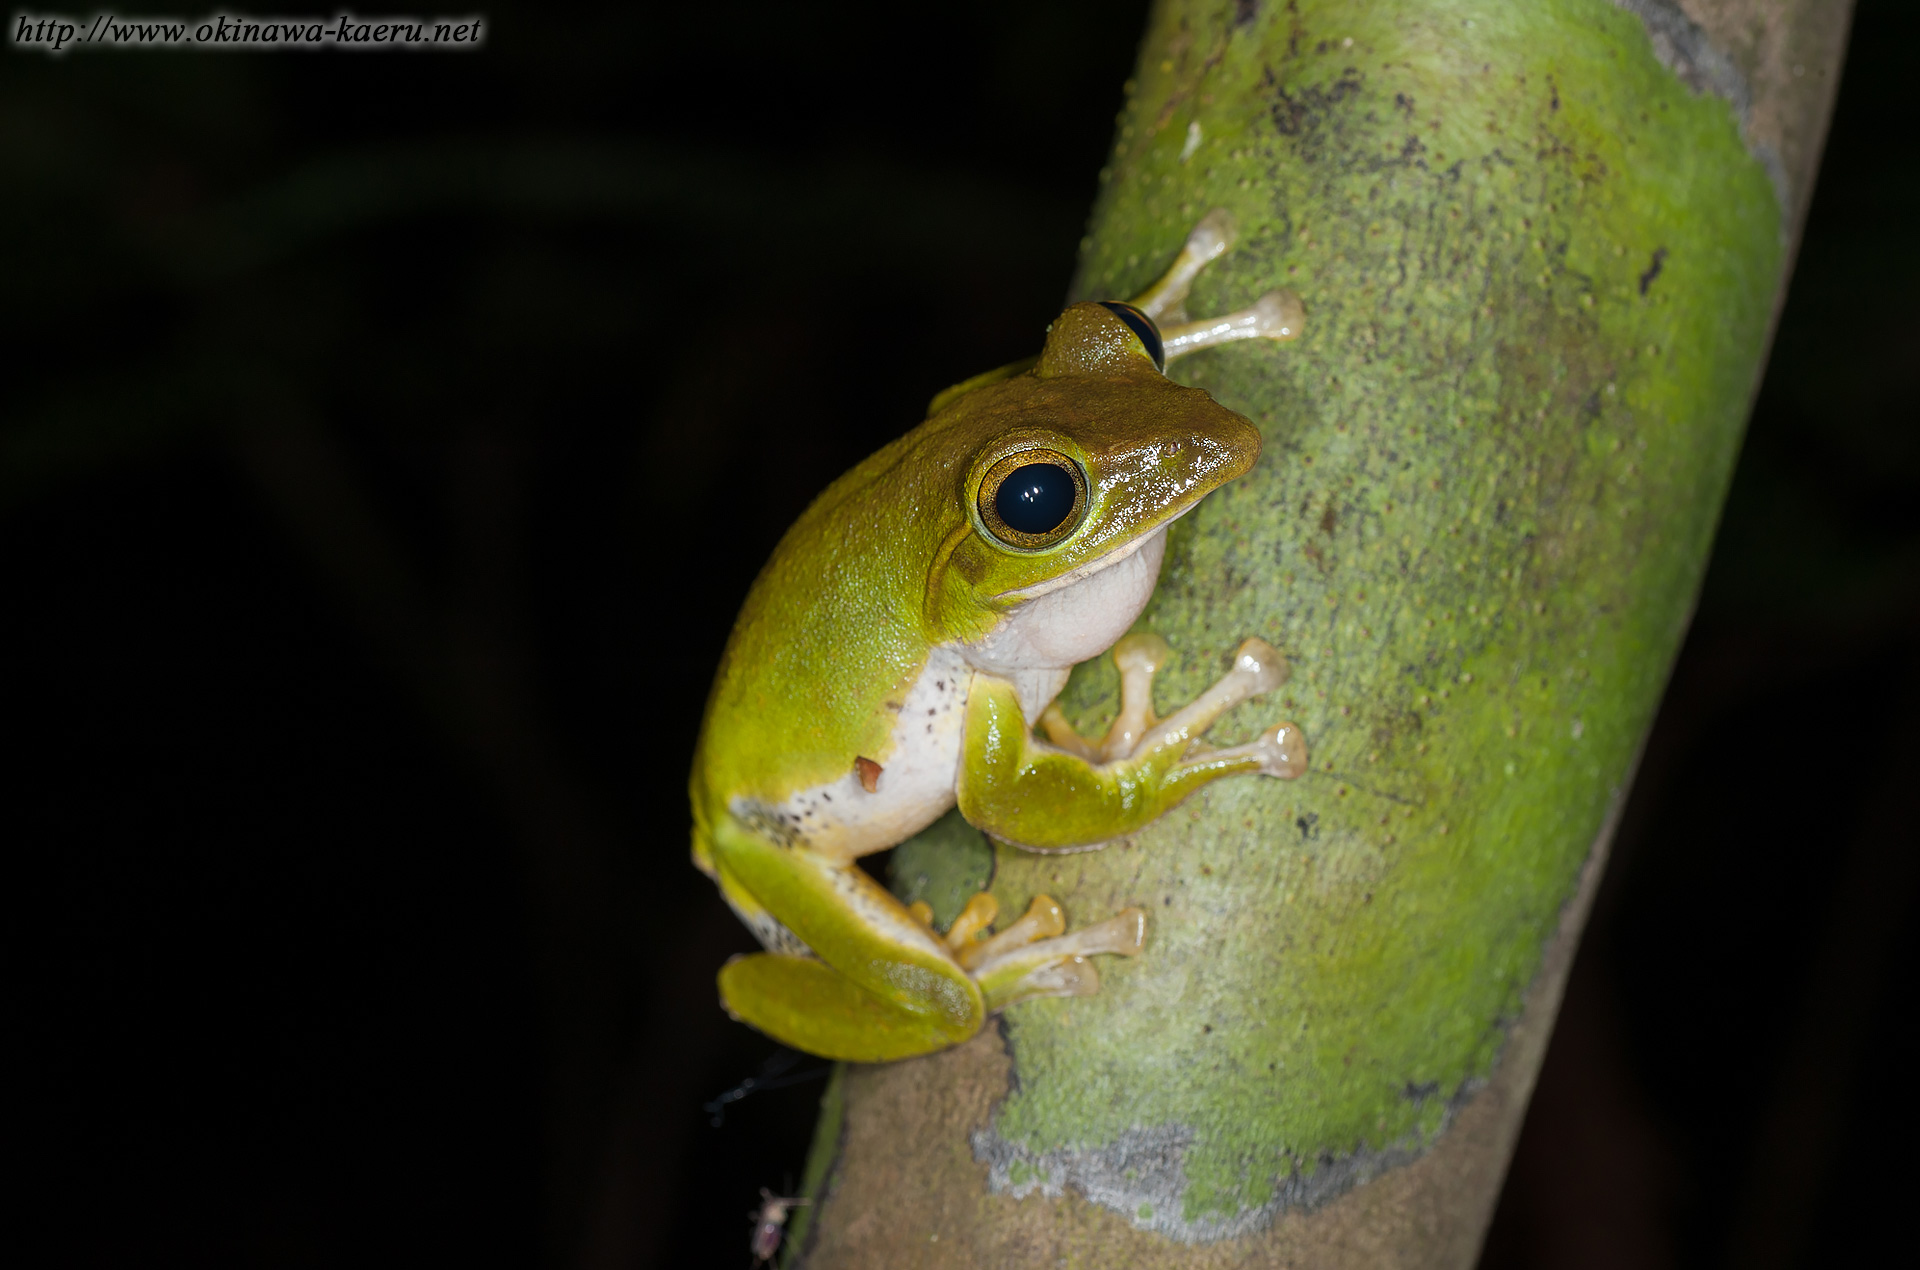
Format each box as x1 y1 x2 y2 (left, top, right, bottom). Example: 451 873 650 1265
996 506 1189 605
962 522 1169 699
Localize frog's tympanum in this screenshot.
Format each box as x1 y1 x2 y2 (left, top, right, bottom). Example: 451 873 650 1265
691 213 1308 1061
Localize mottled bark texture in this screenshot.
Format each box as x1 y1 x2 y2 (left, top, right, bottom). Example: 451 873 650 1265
789 1 1849 1264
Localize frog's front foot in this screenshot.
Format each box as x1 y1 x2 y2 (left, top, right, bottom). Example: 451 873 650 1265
964 633 1306 853
1046 633 1307 776
1149 636 1311 779
1127 210 1305 360
920 890 1147 1012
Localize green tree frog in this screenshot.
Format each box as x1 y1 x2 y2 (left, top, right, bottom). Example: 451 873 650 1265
691 213 1308 1062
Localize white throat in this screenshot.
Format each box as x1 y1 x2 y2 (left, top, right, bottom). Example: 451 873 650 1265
962 525 1168 721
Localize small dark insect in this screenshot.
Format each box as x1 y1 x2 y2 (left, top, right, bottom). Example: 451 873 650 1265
750 1189 811 1266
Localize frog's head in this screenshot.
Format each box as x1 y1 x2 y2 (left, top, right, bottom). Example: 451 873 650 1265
924 301 1261 665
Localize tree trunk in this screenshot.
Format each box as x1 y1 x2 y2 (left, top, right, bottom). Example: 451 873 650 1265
788 1 1849 1264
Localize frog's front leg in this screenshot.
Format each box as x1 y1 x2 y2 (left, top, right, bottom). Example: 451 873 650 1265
1127 209 1305 361
1040 631 1175 762
961 636 1307 852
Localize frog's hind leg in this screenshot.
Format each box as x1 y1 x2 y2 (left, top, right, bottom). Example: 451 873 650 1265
706 820 986 1062
718 952 976 1063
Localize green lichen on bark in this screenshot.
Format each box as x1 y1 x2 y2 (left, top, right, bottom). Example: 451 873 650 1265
891 808 995 932
885 0 1785 1232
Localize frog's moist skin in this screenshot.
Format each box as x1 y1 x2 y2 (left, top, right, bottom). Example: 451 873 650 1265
732 525 1172 866
690 212 1309 1062
730 643 972 867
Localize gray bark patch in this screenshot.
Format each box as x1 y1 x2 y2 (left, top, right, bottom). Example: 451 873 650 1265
972 1079 1484 1243
1610 0 1790 211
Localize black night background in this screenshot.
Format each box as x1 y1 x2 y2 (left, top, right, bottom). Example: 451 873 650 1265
6 3 1915 1266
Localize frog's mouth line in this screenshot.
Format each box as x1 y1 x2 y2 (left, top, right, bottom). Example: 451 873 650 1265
995 508 1187 603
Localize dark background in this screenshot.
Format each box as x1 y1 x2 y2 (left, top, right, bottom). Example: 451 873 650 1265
6 3 1914 1267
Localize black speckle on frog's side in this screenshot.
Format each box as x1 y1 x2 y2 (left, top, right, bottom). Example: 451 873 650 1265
1096 299 1166 371
735 799 803 849
1296 812 1320 841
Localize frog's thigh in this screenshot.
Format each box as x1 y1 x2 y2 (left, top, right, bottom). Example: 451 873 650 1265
706 818 983 1046
719 953 976 1062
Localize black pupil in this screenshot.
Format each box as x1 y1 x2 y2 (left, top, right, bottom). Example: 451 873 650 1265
996 463 1077 535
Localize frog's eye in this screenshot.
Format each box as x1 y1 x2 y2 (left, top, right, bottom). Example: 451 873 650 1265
977 448 1088 550
1096 301 1165 373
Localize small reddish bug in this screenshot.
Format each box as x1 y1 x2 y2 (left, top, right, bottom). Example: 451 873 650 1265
750 1188 811 1266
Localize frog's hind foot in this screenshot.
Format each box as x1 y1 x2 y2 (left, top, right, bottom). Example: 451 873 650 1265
971 901 1147 1012
942 890 1001 954
915 890 1142 1010
955 894 1065 971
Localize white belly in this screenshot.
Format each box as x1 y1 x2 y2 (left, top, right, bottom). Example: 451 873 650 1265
732 524 1169 863
739 645 971 863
